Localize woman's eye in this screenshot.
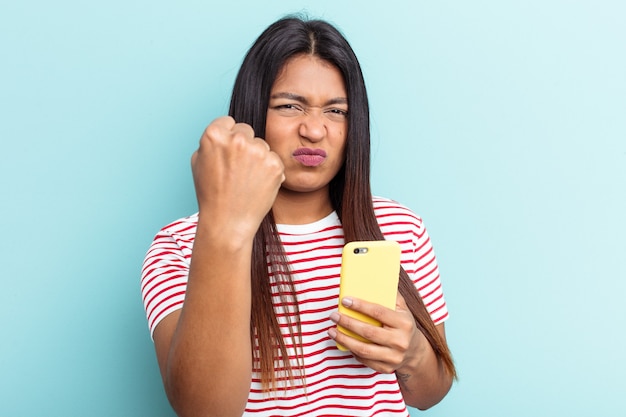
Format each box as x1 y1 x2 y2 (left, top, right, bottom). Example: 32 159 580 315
275 104 303 112
325 108 349 120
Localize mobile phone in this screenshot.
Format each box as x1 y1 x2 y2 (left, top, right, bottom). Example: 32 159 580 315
336 240 401 350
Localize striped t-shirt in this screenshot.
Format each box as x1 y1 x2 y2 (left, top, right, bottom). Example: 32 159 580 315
141 196 448 416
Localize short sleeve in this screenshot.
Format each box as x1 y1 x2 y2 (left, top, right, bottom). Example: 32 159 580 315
407 223 448 324
373 197 449 324
140 216 196 338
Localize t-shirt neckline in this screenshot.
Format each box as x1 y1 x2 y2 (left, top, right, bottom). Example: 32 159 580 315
275 211 340 235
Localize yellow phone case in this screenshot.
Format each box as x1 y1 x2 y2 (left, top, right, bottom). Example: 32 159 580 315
336 240 401 351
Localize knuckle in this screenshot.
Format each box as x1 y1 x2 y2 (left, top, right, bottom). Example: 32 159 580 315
400 316 418 336
377 364 395 374
269 154 284 171
204 122 222 140
338 316 353 330
391 336 410 353
231 129 252 145
234 122 254 136
216 115 235 127
252 138 269 153
352 344 373 358
369 305 386 321
360 326 378 342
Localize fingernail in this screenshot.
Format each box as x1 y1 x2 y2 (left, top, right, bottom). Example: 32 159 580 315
328 328 337 339
329 312 340 323
341 297 353 307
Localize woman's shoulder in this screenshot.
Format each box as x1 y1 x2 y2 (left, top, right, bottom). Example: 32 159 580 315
372 196 426 239
372 196 423 221
156 212 199 237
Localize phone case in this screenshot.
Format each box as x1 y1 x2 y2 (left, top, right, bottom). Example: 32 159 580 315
336 240 401 350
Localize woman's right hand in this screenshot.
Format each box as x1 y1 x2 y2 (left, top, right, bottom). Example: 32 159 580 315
191 116 285 240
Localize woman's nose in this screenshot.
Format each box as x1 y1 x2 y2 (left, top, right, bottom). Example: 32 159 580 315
298 112 326 142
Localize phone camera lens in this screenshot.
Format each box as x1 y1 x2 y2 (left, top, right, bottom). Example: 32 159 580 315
353 248 360 254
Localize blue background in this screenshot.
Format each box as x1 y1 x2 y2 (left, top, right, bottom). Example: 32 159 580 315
1 1 624 416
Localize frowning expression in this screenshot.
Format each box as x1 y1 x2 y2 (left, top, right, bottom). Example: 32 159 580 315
265 54 348 195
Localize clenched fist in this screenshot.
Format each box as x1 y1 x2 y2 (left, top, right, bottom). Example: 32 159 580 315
191 116 285 241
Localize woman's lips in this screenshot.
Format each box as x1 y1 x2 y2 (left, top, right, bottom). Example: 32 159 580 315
293 148 327 167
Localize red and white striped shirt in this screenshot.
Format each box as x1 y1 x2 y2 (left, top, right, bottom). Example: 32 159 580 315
141 197 448 416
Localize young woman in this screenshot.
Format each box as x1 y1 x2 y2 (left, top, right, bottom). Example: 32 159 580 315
141 16 456 417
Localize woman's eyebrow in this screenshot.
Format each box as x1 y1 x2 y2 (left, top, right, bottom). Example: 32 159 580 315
270 92 348 106
270 92 308 103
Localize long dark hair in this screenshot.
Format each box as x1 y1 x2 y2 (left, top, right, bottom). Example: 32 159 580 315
229 16 455 391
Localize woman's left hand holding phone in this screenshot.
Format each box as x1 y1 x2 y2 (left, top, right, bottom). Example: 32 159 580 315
329 293 452 409
329 293 422 374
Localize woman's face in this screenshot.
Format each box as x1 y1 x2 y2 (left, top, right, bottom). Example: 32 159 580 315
265 54 348 196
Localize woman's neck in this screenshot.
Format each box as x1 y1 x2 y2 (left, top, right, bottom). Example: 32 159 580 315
271 187 334 225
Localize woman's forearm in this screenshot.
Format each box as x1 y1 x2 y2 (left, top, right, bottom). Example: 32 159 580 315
396 323 453 410
158 223 255 417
